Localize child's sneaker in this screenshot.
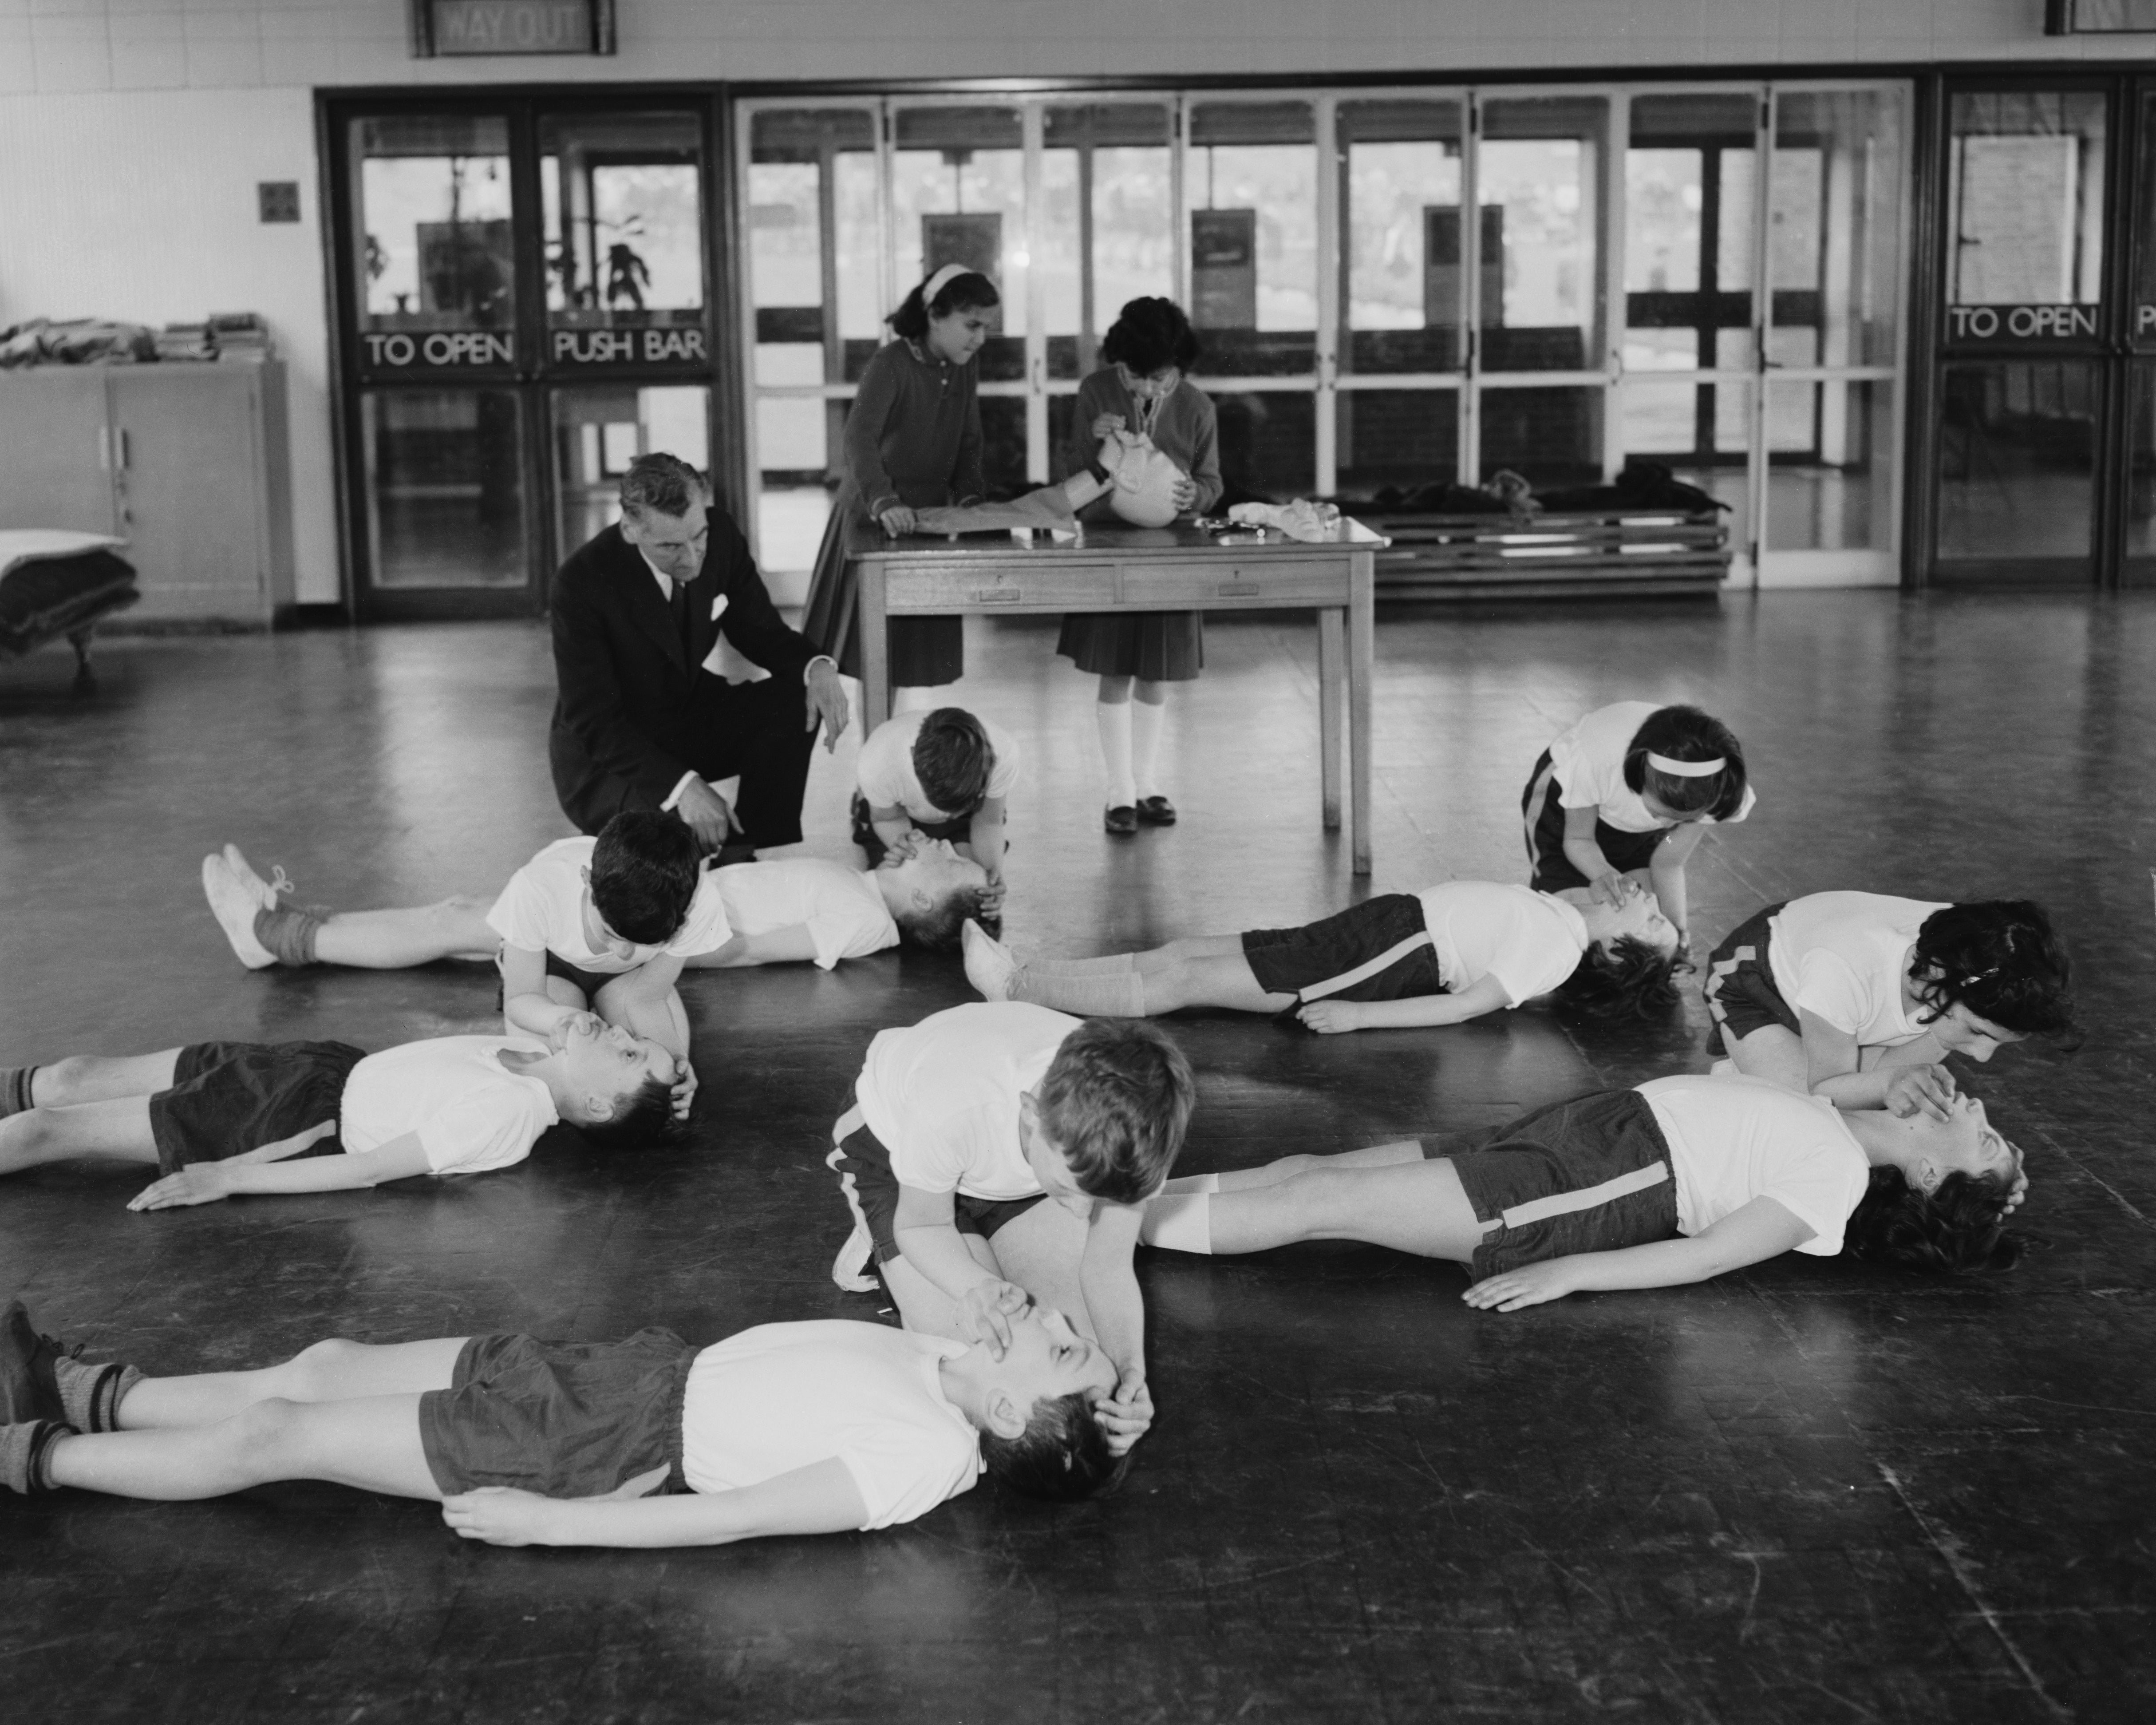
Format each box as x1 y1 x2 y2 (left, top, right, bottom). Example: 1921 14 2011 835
0 1302 66 1426
201 855 275 969
962 919 1018 1002
220 843 285 914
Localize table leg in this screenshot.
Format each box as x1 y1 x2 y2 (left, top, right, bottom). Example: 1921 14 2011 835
1349 550 1375 875
859 558 890 727
1317 606 1343 832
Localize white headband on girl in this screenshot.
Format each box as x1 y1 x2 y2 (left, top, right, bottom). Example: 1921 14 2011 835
1646 751 1726 777
921 263 972 305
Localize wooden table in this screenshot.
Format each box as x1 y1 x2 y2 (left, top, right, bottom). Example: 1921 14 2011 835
849 518 1386 873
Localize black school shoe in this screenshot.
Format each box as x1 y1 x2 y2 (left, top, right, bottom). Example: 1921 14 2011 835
1136 795 1177 826
1104 805 1139 836
0 1301 67 1426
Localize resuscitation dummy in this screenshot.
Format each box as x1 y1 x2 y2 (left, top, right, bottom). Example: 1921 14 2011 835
1100 427 1186 528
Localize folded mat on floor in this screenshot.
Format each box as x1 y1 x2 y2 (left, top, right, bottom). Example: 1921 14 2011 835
0 531 138 657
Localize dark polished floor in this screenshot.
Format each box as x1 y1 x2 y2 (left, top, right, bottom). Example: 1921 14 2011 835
2 593 2152 1724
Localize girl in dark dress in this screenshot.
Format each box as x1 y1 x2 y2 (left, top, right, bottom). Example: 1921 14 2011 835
801 266 1000 694
1055 299 1224 834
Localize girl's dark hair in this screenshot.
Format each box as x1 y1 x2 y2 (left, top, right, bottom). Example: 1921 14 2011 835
1911 900 2078 1041
979 1389 1129 1502
1621 704 1748 821
1844 1165 2022 1274
1099 297 1201 376
1552 936 1686 1020
888 270 1000 340
911 707 993 817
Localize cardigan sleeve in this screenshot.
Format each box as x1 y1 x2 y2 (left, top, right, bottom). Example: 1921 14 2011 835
845 348 903 517
953 380 986 505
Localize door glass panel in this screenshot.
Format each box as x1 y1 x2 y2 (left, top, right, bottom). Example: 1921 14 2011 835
1187 102 1318 376
1480 97 1607 374
746 108 879 574
1946 92 2107 336
1214 390 1316 497
1044 104 1175 380
1619 378 1749 519
551 385 709 560
1767 378 1891 550
1479 384 1603 486
2123 363 2156 582
1936 360 2097 562
1337 390 1459 498
1339 100 1466 375
351 115 515 344
362 388 525 588
2136 92 2156 349
1773 90 1904 368
893 107 1027 381
539 113 704 361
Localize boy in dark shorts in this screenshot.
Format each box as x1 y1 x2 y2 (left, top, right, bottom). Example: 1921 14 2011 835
827 1002 1193 1457
0 1299 1122 1536
852 707 1016 915
0 1010 675 1207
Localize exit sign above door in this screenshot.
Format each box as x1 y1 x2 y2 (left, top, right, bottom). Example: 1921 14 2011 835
412 0 616 56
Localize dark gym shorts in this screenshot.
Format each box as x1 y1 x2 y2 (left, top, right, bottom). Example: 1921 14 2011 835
826 1105 1044 1266
1520 748 1666 892
495 949 625 1012
1424 1089 1680 1279
146 1040 364 1175
1701 903 1794 1054
418 1328 697 1498
1241 894 1449 1003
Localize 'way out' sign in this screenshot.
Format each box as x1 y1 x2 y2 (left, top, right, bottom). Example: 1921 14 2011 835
423 1 608 56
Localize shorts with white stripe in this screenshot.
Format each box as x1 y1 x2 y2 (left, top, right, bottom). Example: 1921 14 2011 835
1240 894 1448 1004
1520 748 1666 893
1700 903 1794 1054
1422 1089 1680 1278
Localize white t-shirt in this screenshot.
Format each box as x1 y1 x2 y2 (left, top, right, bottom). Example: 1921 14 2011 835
339 1036 560 1176
1767 892 1947 1048
679 1321 979 1531
485 836 732 973
856 710 1023 823
1638 1072 1871 1257
1546 700 1757 835
1417 881 1589 1007
712 858 898 970
854 1002 1075 1199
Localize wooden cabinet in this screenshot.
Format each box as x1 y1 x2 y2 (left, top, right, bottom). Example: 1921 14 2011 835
0 362 296 625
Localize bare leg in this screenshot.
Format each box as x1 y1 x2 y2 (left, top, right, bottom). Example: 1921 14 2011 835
1204 1140 1426 1192
1722 1023 1810 1092
29 1050 183 1107
878 1234 1002 1341
116 1336 470 1429
1154 1157 1488 1261
313 898 496 969
0 1096 159 1175
45 1394 441 1502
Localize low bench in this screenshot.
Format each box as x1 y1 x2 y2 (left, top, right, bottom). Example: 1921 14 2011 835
1352 507 1731 602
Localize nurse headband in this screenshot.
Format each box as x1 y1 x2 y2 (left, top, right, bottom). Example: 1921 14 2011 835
1645 751 1726 777
921 262 975 305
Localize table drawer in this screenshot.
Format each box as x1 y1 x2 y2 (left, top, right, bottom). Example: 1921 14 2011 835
881 562 1116 611
1123 558 1348 605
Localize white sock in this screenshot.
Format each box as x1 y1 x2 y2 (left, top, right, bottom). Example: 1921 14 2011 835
1095 700 1136 808
1141 1192 1212 1253
1130 696 1166 800
1031 952 1137 977
1011 966 1146 1017
1161 1171 1220 1195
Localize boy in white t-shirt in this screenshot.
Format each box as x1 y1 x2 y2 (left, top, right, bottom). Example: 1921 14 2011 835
827 1003 1194 1458
0 1302 1124 1537
1137 1073 2028 1303
200 813 727 1114
960 877 1683 1030
852 708 1019 914
0 1010 676 1208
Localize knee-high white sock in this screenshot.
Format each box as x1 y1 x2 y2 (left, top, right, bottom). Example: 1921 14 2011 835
1141 1192 1212 1253
1030 952 1137 978
1095 699 1136 808
1130 696 1166 800
1161 1171 1220 1195
1011 965 1147 1017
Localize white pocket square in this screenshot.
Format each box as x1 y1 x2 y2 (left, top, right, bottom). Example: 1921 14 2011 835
709 593 729 621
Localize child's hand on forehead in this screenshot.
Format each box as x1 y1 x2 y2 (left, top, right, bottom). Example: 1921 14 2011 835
956 1279 1030 1357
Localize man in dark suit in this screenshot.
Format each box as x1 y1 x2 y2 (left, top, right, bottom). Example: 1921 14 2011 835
549 453 851 856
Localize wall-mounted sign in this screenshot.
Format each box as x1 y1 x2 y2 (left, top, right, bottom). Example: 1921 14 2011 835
362 331 514 368
2139 305 2156 338
1946 304 2099 343
552 328 709 364
2046 0 2156 31
412 0 615 57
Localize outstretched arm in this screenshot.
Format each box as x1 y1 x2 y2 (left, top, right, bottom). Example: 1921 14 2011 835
1462 1195 1814 1312
682 926 826 969
1297 974 1511 1035
442 1458 870 1547
1647 823 1706 943
1801 1009 1957 1120
1558 806 1628 905
1081 1203 1151 1453
130 1133 435 1211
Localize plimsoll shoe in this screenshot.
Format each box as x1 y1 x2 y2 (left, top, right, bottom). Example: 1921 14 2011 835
1135 796 1177 826
201 855 276 969
1104 805 1139 836
0 1300 68 1426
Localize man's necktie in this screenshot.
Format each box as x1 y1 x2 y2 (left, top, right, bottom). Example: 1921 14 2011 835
668 576 692 659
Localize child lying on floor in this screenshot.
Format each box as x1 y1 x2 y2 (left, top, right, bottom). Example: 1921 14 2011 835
0 1011 675 1208
960 876 1682 1030
0 1299 1121 1539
